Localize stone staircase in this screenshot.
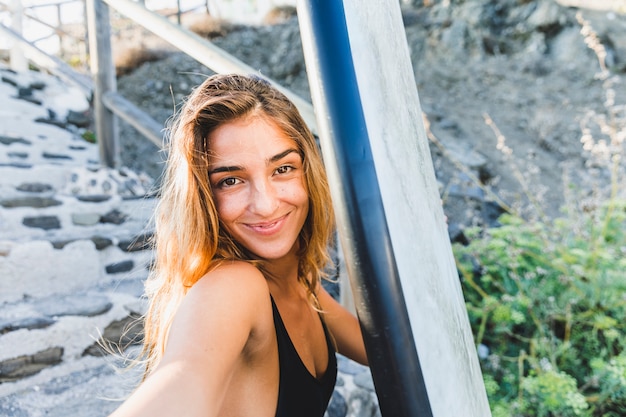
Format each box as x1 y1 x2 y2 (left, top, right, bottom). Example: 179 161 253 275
0 64 155 415
0 64 379 417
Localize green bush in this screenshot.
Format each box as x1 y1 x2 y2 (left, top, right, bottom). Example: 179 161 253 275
451 15 626 413
454 198 626 416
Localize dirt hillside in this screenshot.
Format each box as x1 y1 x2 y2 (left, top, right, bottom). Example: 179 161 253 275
115 0 626 235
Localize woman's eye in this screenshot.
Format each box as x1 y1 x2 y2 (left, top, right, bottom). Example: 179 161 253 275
218 177 241 188
275 165 293 175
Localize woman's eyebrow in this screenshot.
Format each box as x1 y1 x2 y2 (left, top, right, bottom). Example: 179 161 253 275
269 148 299 163
209 149 299 176
208 165 242 176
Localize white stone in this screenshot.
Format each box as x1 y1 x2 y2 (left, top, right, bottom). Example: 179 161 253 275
0 240 101 304
71 212 102 226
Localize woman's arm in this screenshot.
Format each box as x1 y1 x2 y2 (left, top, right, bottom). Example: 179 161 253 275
318 287 368 366
109 262 270 417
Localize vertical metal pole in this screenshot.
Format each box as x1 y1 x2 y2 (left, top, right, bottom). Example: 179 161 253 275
176 0 182 25
297 0 492 416
298 1 431 415
9 0 27 72
86 0 119 168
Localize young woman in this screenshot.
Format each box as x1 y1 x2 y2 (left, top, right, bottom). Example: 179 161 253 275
110 74 367 417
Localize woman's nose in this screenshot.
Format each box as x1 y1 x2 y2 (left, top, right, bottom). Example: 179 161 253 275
249 180 279 216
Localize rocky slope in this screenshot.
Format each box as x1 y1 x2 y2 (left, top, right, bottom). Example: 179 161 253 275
115 0 626 235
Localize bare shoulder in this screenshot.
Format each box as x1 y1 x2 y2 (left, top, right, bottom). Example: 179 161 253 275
189 261 270 304
109 263 274 417
165 261 273 358
179 260 271 324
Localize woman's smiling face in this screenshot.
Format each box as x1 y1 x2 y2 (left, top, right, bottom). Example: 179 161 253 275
208 114 309 262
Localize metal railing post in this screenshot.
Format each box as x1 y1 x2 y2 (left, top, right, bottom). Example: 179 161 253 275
83 0 90 62
86 0 119 168
298 0 492 415
56 4 64 57
9 0 28 72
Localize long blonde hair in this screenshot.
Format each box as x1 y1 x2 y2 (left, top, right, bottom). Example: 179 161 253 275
141 74 335 375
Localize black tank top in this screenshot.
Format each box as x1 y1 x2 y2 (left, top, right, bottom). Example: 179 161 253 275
271 297 337 417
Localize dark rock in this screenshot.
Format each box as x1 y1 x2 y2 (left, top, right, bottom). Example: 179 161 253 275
401 8 428 27
118 233 153 252
16 182 54 193
105 260 135 274
0 135 31 146
16 95 43 105
22 215 61 230
42 152 73 160
0 316 56 334
7 151 28 159
100 209 128 225
68 145 86 150
0 347 63 383
83 314 143 357
448 222 469 245
34 117 65 128
33 347 64 365
0 162 32 168
66 110 91 128
1 75 18 87
17 87 33 98
35 294 113 318
29 81 46 90
483 200 507 228
52 236 112 250
76 195 111 203
0 196 62 208
478 165 494 184
51 239 75 249
91 235 113 250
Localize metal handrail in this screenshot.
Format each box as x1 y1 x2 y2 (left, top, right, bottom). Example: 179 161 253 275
84 0 316 167
0 20 165 150
1 0 88 60
0 22 92 96
3 0 316 169
101 0 317 134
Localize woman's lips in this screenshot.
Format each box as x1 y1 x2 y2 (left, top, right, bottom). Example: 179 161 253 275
244 214 288 236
